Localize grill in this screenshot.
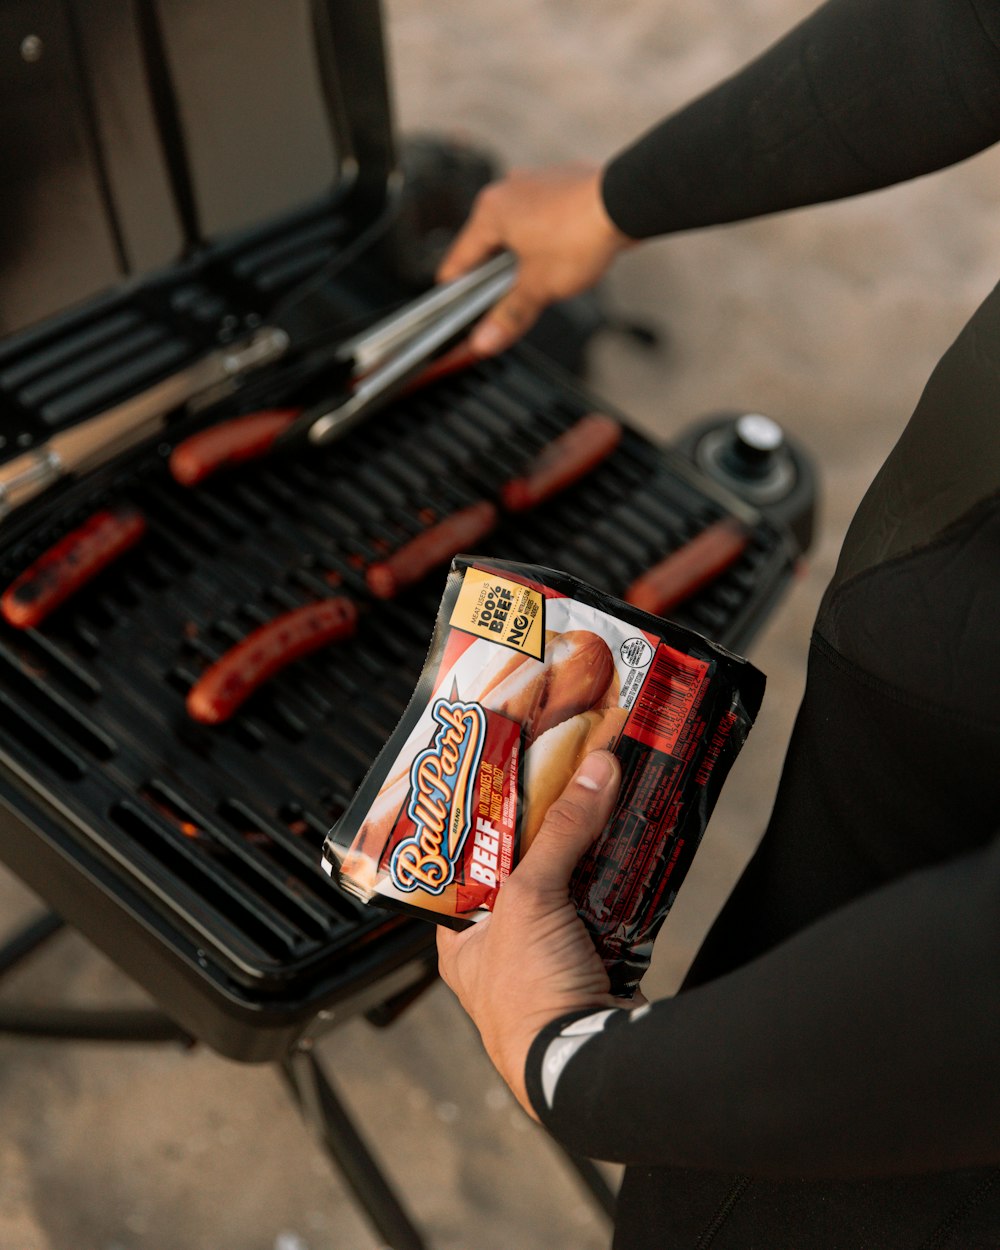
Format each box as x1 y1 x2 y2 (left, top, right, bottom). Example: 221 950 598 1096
0 4 813 1245
0 320 795 1061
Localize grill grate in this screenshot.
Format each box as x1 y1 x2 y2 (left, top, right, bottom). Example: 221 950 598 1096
0 343 791 1056
0 197 372 453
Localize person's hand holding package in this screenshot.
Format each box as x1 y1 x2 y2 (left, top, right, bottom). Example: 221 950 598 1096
435 748 635 1120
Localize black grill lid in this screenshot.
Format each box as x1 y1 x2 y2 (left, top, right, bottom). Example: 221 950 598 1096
0 0 394 376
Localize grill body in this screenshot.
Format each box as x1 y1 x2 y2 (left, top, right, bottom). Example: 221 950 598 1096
0 328 797 1059
0 1 809 1064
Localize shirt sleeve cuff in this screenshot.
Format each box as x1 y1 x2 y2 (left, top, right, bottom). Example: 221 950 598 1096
524 1006 630 1123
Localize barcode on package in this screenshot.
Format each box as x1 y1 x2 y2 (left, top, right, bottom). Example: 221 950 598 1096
627 644 711 755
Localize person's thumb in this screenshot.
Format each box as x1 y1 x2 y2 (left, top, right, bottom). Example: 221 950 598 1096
518 750 621 888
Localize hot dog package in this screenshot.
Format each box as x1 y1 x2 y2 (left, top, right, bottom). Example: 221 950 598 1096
322 557 765 994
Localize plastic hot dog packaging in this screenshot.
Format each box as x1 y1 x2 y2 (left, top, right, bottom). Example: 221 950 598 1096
322 556 765 994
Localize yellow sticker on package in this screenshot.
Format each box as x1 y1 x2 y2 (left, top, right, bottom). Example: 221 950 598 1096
448 567 545 658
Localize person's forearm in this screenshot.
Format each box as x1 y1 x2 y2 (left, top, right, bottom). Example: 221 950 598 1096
526 832 1000 1178
603 0 1000 238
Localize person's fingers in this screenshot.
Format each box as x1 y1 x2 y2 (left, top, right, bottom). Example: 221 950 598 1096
518 749 621 887
468 288 543 356
436 214 500 283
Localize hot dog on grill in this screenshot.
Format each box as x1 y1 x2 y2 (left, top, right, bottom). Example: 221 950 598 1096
365 501 499 599
186 596 358 724
1 505 147 630
501 412 622 512
168 409 301 487
624 517 750 615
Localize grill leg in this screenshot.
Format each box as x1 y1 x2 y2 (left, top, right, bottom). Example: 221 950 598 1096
281 1044 428 1250
0 910 64 982
0 910 193 1043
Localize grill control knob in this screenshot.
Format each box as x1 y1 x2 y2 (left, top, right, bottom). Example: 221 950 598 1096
725 413 785 475
695 411 796 505
673 410 818 556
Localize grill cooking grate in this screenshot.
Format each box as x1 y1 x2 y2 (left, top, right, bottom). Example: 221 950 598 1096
0 344 790 1053
0 198 371 450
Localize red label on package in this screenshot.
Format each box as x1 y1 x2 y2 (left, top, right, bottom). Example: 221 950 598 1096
626 643 711 754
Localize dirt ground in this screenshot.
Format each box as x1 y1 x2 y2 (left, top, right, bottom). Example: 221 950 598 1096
2 3 1000 1248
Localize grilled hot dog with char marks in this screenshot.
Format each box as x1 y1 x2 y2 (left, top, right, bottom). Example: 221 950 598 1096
365 501 499 599
1 505 147 630
186 597 358 724
501 413 622 512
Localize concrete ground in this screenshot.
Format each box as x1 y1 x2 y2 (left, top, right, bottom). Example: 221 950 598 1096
3 2 1000 1247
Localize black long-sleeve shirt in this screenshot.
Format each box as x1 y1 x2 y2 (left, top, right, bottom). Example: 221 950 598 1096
524 2 1000 1245
602 0 1000 238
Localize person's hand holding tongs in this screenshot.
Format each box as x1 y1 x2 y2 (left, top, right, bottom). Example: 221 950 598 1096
169 252 517 487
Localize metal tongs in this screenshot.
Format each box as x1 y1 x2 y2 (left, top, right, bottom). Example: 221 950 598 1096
282 249 516 447
0 252 517 521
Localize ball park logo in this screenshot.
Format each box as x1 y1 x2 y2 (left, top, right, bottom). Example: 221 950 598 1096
389 698 487 894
